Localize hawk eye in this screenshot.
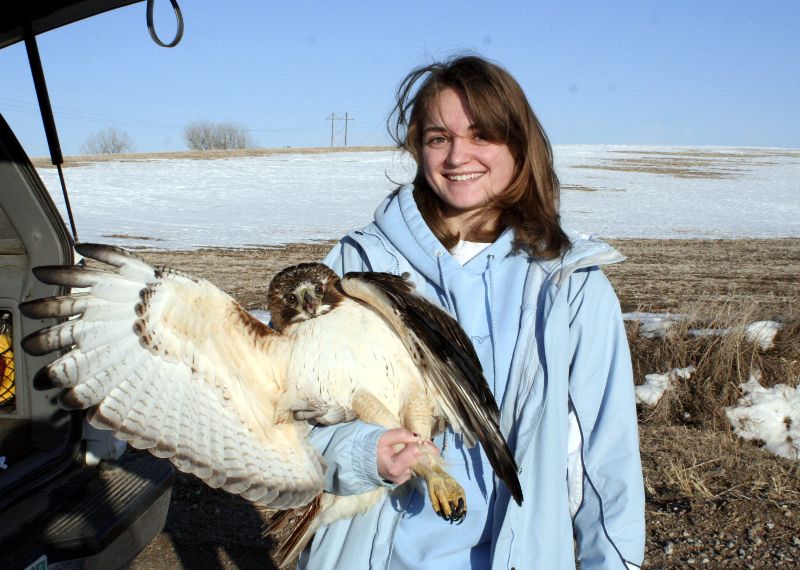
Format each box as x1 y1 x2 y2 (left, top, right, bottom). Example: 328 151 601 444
314 284 324 296
285 293 298 305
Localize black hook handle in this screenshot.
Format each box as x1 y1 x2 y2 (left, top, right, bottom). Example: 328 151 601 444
147 0 184 48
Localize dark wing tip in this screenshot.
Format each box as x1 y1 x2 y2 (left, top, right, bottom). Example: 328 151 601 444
18 298 45 319
21 330 56 356
74 242 118 257
33 366 59 390
31 265 73 285
75 242 146 268
509 477 524 505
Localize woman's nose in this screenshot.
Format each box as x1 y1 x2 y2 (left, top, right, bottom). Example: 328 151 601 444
445 136 470 167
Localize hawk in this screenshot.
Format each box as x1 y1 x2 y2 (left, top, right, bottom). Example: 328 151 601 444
20 244 522 563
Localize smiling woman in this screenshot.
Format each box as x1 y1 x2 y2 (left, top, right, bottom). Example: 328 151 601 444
300 55 646 570
390 55 570 257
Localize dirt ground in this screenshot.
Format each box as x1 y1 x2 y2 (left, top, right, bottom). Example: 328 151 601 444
127 238 800 569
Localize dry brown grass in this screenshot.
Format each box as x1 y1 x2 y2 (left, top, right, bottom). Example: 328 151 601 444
628 305 799 427
572 162 738 178
605 238 800 318
573 147 800 178
641 425 799 502
610 148 800 160
31 146 395 169
605 239 800 504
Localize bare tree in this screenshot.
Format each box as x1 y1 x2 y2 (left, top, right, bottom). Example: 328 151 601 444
81 127 135 154
183 121 254 151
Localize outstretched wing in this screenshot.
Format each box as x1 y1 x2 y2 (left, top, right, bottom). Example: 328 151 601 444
340 271 523 505
20 243 324 509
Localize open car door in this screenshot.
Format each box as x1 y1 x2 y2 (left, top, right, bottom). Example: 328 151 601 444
0 2 176 568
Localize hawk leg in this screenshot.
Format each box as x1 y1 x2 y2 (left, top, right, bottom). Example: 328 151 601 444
351 389 467 523
402 387 467 523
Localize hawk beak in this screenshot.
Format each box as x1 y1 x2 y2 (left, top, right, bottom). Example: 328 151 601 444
301 289 318 316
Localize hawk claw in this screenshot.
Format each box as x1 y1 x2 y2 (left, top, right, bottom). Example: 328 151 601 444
444 499 466 524
426 472 467 524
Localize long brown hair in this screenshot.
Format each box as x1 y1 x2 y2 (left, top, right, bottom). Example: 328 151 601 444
388 55 570 259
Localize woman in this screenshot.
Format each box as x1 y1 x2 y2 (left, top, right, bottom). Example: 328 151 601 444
303 55 645 569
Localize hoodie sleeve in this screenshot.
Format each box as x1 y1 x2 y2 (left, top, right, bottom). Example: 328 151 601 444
567 269 646 569
308 421 395 494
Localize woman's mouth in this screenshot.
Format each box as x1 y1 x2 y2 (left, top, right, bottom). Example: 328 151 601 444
446 172 484 182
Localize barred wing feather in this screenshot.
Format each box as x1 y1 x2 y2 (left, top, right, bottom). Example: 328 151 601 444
20 243 324 509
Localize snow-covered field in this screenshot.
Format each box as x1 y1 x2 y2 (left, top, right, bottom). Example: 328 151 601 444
37 145 800 250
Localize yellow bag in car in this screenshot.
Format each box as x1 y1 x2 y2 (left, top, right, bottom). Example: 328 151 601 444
0 331 13 405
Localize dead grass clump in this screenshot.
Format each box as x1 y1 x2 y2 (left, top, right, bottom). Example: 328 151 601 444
640 424 800 502
629 302 798 430
572 163 737 179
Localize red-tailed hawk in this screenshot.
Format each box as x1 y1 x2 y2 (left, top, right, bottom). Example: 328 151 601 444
20 244 522 563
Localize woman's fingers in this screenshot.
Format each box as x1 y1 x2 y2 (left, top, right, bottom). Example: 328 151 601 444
377 428 429 484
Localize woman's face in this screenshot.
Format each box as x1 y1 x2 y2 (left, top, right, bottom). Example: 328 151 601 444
421 87 516 234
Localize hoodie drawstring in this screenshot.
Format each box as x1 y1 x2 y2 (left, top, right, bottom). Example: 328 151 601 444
485 254 500 396
434 250 456 314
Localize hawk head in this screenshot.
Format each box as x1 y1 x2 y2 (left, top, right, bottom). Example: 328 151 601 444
268 263 344 331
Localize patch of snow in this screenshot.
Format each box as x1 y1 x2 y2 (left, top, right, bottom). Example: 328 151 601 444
627 314 785 349
635 366 696 406
744 320 784 351
687 320 784 351
623 312 687 339
725 370 800 461
687 327 733 338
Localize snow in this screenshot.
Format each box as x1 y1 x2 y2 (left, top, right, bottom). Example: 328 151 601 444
635 366 695 406
725 370 800 461
743 321 785 351
35 145 800 250
625 313 785 351
687 320 784 349
623 312 687 339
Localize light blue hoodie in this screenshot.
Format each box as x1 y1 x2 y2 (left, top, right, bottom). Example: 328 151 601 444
301 185 645 569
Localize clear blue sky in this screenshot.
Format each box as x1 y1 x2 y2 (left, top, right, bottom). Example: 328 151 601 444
2 0 798 157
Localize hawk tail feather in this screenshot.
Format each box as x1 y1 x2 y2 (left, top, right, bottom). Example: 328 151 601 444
266 494 323 567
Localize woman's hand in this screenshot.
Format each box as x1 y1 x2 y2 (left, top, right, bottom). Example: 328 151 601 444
377 428 437 484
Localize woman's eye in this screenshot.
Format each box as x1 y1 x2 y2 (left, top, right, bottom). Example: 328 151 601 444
285 293 298 305
426 135 448 146
314 284 324 295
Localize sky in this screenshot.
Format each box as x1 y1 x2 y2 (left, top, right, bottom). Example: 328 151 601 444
2 0 799 157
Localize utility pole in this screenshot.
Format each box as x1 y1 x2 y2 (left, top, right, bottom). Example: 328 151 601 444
326 113 354 147
343 112 354 146
327 112 336 147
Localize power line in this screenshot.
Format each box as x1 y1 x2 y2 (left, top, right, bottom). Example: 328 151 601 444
326 112 353 147
0 96 182 130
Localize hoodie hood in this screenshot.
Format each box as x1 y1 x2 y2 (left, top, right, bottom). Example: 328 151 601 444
373 185 625 288
375 186 516 282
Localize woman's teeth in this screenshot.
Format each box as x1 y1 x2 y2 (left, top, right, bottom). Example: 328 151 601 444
447 172 483 181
